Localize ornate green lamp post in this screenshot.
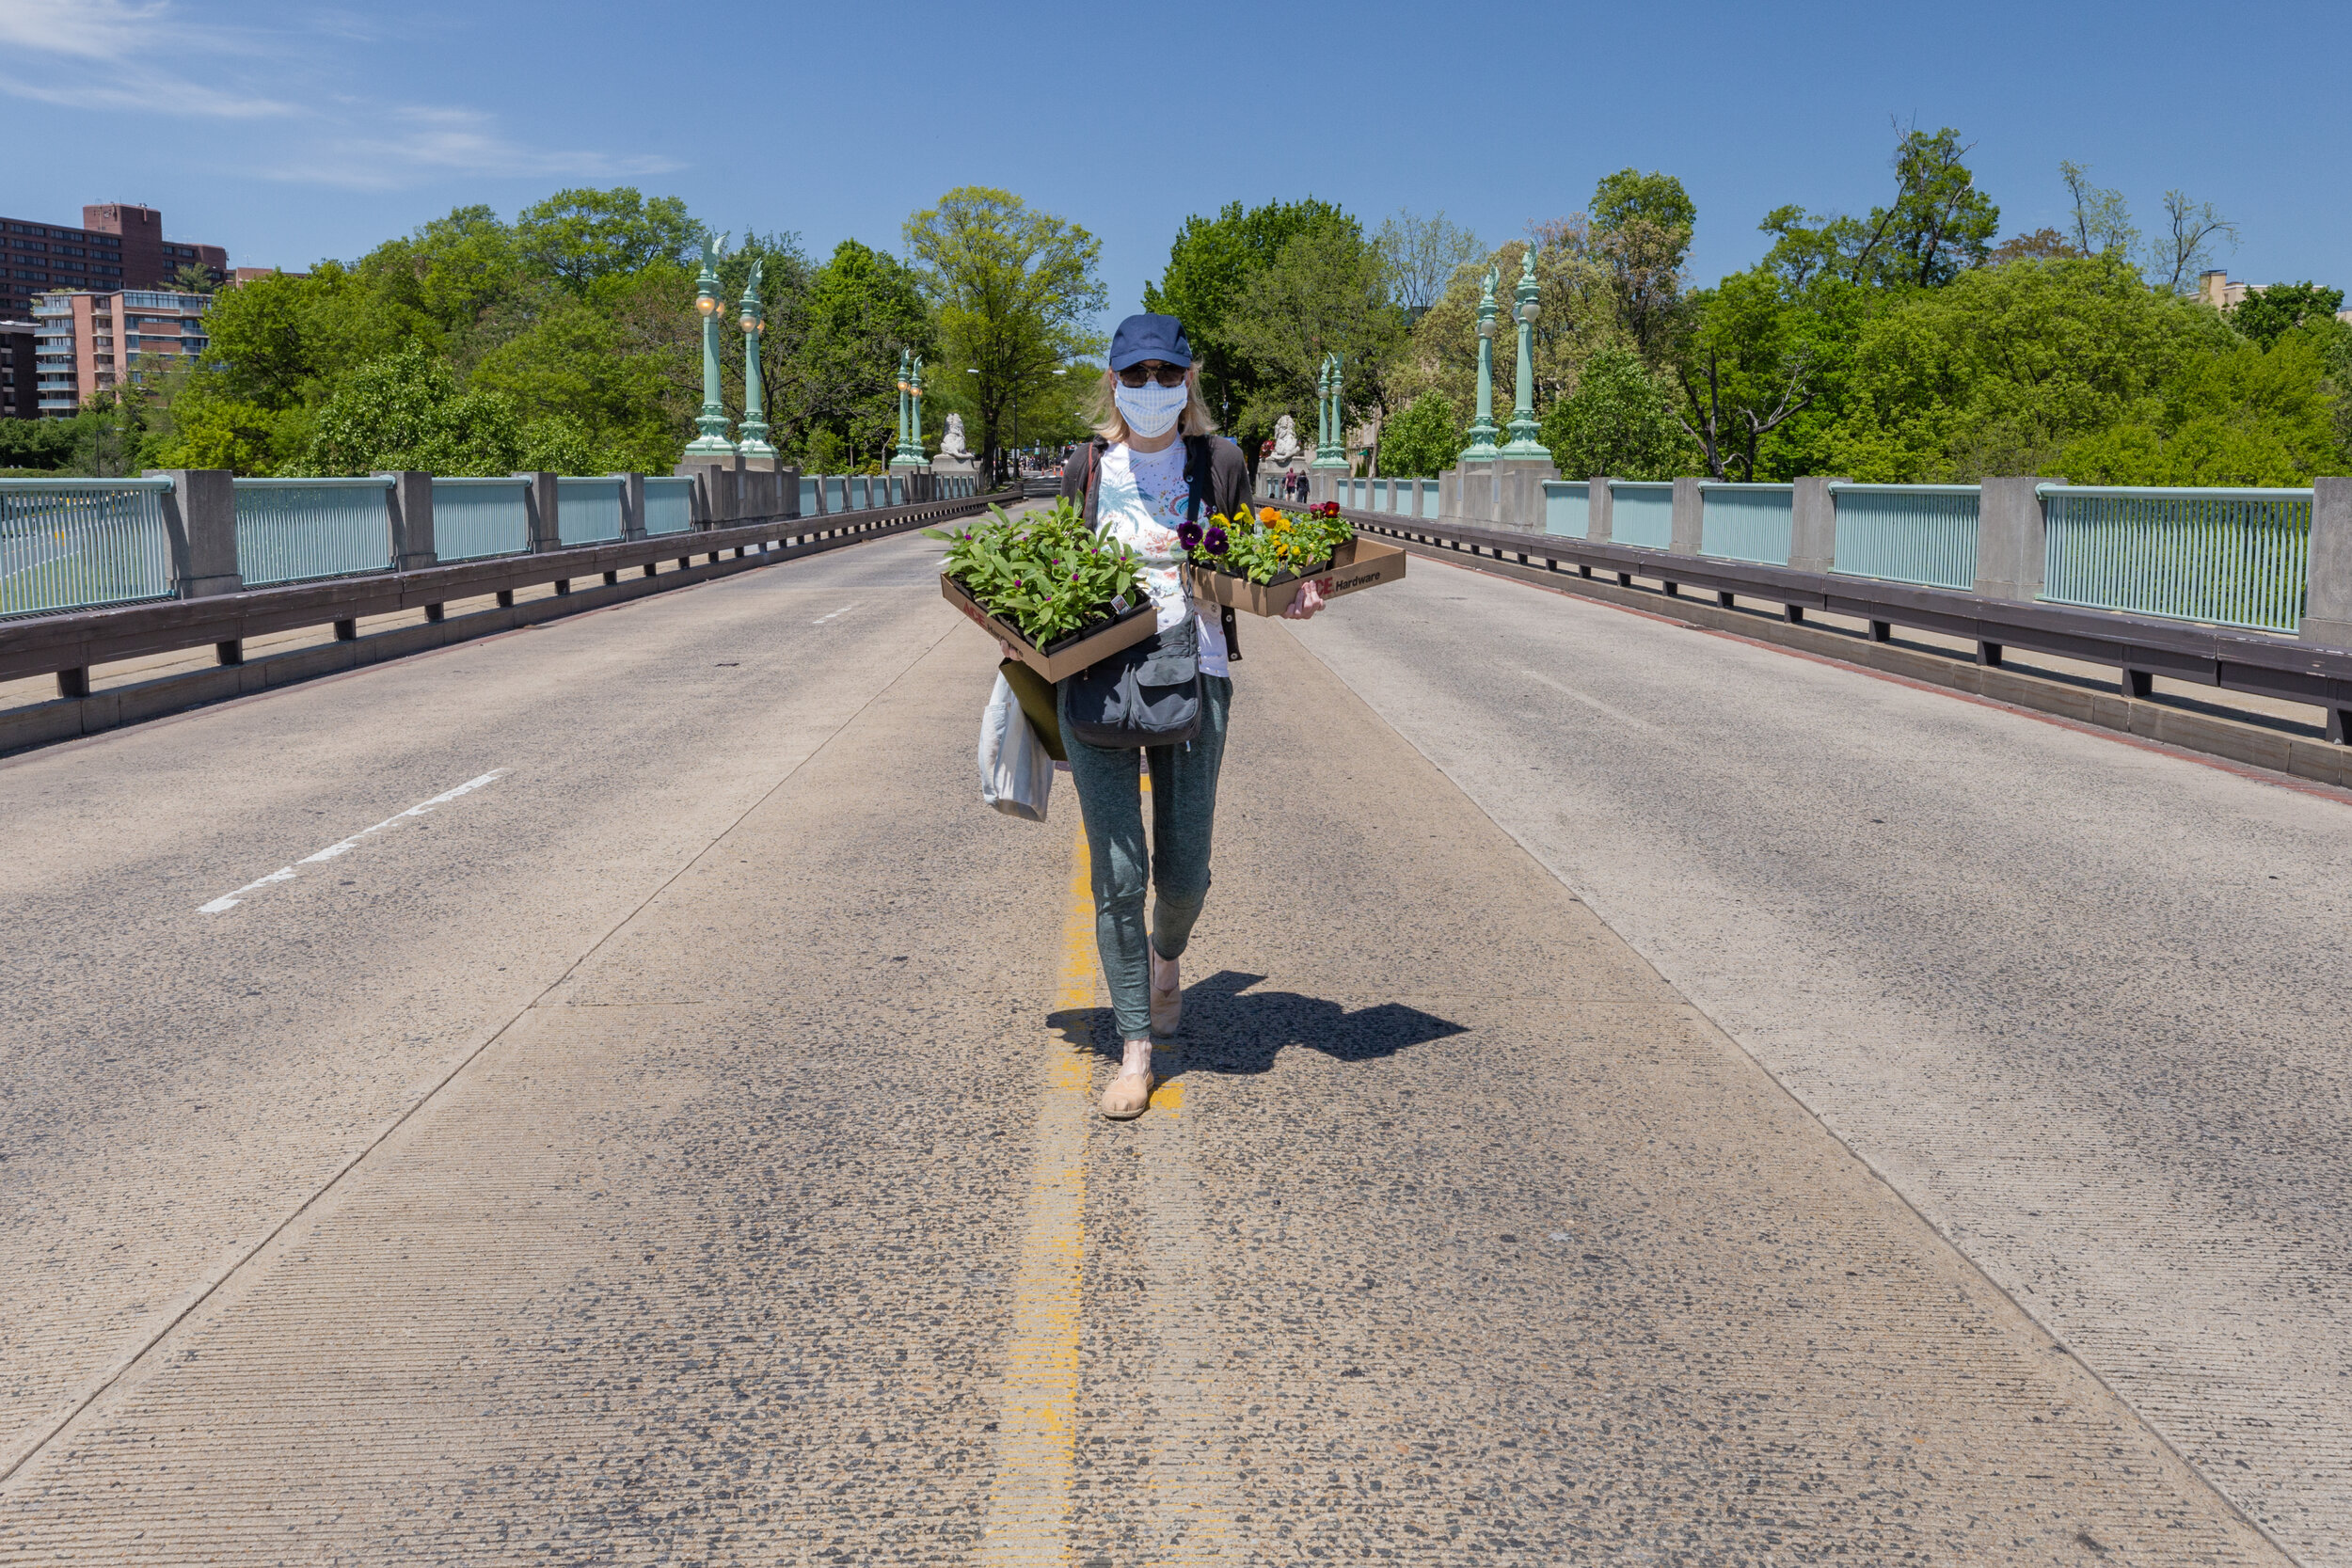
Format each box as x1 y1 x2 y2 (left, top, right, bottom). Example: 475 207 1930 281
1311 353 1349 471
910 356 927 463
1459 267 1501 463
891 349 925 469
1498 246 1549 458
684 232 737 457
1314 356 1331 458
736 260 775 463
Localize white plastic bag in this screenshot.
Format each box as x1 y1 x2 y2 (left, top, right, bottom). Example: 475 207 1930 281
978 673 1053 821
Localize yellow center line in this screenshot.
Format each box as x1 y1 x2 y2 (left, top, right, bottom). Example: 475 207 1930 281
977 825 1098 1564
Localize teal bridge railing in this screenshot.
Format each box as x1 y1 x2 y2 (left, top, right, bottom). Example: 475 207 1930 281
556 478 625 546
0 477 178 619
432 478 532 563
1697 483 1794 566
1609 482 1675 550
644 477 695 536
1829 484 1982 592
2040 485 2311 634
234 478 395 586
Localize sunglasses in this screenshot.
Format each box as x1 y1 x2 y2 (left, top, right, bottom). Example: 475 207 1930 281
1116 362 1188 388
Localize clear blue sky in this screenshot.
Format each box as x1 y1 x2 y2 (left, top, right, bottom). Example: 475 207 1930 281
6 0 2345 322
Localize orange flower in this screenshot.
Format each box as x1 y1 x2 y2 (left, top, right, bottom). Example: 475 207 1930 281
1258 506 1280 524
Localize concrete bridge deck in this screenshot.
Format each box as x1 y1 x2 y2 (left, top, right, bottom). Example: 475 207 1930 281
0 515 2342 1563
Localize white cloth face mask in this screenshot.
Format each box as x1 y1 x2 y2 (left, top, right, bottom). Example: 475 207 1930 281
1114 378 1189 438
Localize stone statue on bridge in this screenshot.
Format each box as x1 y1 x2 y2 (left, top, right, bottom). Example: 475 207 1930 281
931 412 978 476
1269 414 1303 466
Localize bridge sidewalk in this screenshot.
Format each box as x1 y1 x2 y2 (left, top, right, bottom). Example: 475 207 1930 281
0 609 2278 1561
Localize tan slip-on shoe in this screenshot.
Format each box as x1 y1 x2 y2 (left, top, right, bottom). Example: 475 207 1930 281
1099 1069 1154 1120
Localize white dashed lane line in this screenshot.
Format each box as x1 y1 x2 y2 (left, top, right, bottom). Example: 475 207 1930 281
813 603 861 625
198 770 507 914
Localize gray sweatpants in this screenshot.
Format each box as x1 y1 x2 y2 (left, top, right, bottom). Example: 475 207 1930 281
1058 674 1232 1041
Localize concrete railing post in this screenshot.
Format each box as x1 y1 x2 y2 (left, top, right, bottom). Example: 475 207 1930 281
1585 477 1613 544
779 465 803 518
148 468 241 598
1972 476 2058 601
386 470 436 570
1669 477 1705 556
619 473 647 541
2300 477 2352 647
1789 476 1843 576
517 471 561 551
676 460 737 529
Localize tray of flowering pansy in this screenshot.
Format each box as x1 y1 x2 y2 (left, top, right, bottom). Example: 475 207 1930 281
1178 501 1407 617
927 500 1163 682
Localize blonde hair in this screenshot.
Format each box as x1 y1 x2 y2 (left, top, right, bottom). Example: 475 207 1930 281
1089 366 1218 443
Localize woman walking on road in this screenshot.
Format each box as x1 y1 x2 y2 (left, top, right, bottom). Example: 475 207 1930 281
1058 314 1324 1120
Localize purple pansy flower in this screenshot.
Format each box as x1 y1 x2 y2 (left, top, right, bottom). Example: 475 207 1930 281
1202 524 1229 555
1176 521 1203 550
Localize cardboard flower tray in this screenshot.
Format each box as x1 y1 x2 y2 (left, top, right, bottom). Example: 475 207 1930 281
941 573 1161 683
1182 536 1408 618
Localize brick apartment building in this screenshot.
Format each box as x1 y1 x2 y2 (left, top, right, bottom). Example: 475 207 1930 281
1 203 226 319
30 289 214 417
3 204 229 419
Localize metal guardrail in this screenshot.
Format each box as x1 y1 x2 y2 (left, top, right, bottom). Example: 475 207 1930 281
431 478 532 562
1825 484 1982 592
556 477 625 546
0 478 178 618
2 487 1019 710
2040 485 2311 634
644 477 695 536
1609 482 1675 549
1319 502 2352 742
233 477 395 587
1696 483 1794 566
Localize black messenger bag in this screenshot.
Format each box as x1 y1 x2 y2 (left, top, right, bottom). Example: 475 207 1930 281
1059 612 1202 749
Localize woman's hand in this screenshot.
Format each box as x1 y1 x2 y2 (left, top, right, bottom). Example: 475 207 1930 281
998 639 1019 661
1282 578 1327 621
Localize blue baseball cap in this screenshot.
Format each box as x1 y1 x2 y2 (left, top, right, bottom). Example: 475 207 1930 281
1108 313 1191 372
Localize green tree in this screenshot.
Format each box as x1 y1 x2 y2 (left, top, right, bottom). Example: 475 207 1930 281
1591 168 1695 363
1145 198 1350 434
2059 161 2139 261
905 187 1104 479
1375 209 1483 316
1761 128 1998 292
2147 189 2237 296
2230 282 2347 348
1220 216 1404 437
1670 268 1855 479
1376 391 1460 477
303 342 530 475
514 188 702 293
1539 344 1691 480
1820 252 2336 483
791 238 935 467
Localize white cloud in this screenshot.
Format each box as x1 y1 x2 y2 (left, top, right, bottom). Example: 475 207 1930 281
0 0 296 117
0 0 679 186
267 107 683 191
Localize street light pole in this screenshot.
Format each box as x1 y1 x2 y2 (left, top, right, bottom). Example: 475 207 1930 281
1459 267 1501 463
684 232 736 457
1499 245 1549 458
736 259 775 463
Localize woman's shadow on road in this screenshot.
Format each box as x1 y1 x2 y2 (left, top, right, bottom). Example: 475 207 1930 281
1046 970 1466 1076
